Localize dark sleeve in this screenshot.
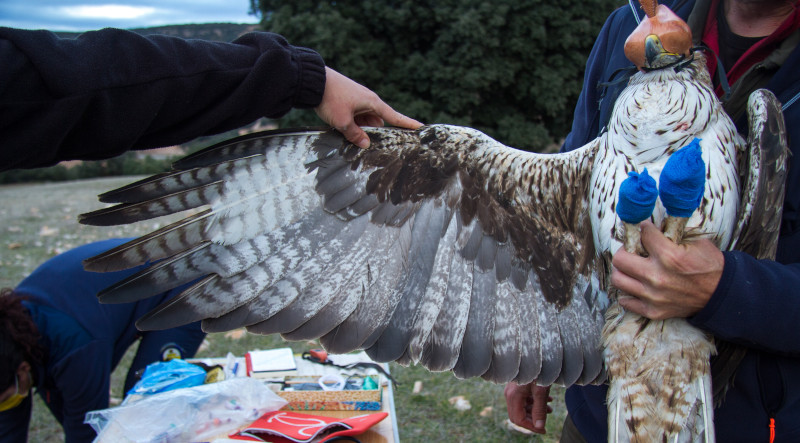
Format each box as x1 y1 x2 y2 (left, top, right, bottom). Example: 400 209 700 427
0 27 326 171
560 7 635 153
560 22 610 152
50 341 113 443
689 250 800 355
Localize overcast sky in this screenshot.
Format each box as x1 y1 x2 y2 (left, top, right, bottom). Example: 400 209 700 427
1 0 260 31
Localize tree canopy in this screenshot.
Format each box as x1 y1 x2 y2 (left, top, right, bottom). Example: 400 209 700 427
251 0 620 151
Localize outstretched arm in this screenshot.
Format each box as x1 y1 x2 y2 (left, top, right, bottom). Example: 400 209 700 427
0 28 420 170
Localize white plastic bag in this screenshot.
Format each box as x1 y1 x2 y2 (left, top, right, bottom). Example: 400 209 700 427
86 377 287 443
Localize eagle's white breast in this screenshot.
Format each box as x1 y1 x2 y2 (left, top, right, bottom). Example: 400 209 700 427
590 63 741 255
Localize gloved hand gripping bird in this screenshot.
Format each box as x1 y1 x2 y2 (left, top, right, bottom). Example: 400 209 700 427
80 0 788 441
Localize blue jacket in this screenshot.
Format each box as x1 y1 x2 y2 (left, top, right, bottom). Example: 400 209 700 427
563 1 800 441
1 239 202 442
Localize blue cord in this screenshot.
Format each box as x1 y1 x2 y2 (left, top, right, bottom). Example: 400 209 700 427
628 0 642 25
782 89 800 112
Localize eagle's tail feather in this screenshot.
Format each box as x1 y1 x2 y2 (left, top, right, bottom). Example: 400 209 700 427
700 373 715 443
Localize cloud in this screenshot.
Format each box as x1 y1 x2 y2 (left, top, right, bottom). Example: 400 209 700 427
60 5 159 20
0 0 259 31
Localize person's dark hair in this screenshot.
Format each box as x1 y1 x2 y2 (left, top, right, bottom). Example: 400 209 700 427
0 288 44 390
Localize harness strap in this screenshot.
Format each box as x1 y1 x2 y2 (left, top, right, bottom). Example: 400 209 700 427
782 89 800 112
628 0 642 25
692 43 732 101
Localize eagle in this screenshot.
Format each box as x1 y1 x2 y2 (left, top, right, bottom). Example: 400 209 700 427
80 0 788 441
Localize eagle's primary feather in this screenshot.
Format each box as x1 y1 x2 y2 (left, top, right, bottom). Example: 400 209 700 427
80 1 788 441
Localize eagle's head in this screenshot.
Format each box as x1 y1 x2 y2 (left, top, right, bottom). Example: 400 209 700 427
624 0 692 70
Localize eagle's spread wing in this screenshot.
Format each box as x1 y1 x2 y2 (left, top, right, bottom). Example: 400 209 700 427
80 124 606 385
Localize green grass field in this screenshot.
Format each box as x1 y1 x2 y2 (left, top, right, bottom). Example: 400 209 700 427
0 177 566 442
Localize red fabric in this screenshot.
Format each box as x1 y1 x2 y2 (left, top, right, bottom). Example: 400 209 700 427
701 0 800 96
229 410 388 442
700 0 722 79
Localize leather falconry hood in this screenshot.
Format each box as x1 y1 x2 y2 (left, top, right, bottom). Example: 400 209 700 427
624 0 693 69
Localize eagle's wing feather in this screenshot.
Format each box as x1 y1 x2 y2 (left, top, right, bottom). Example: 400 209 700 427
81 124 603 385
480 277 522 382
731 89 790 259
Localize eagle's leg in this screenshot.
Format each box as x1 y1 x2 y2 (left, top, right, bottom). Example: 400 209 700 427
622 221 646 255
605 223 715 442
604 220 672 443
662 214 687 242
605 170 670 442
657 216 716 443
655 138 716 441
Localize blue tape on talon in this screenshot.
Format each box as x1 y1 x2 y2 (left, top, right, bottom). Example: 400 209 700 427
618 168 658 224
659 138 706 217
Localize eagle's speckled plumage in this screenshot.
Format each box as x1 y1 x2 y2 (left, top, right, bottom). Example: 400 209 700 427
80 3 788 442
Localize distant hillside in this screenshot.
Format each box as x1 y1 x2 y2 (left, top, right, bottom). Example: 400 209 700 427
55 22 261 42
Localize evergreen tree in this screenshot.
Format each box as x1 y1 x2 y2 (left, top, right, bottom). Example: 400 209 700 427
250 0 620 151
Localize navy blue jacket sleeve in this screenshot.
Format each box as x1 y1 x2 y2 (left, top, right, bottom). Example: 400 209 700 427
689 251 800 354
0 27 326 171
561 6 639 152
561 9 615 151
